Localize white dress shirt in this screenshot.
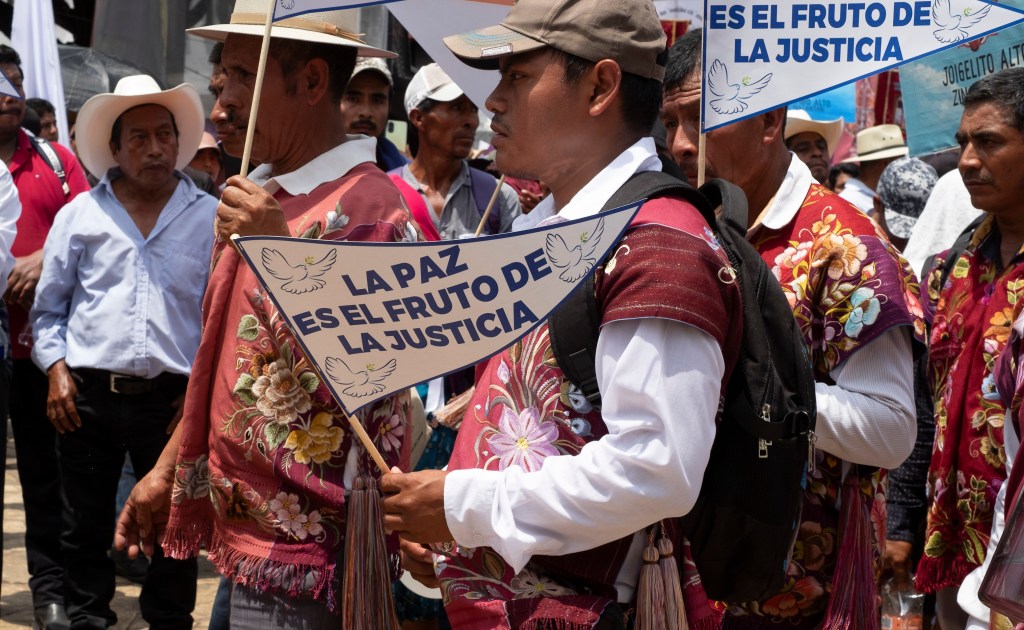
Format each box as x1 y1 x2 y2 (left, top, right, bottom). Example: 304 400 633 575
760 155 917 469
838 176 876 214
446 138 726 601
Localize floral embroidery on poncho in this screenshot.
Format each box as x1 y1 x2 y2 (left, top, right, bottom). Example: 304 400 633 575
724 184 924 628
165 163 417 608
916 216 1022 593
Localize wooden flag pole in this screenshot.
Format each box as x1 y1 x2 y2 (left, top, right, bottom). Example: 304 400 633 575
698 132 707 187
474 174 507 236
239 8 275 179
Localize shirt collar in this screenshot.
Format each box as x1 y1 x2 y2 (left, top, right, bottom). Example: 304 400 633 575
513 137 661 231
248 135 377 196
97 168 197 199
759 153 817 230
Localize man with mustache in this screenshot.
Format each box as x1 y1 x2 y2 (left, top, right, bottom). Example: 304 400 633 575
397 63 520 239
31 74 216 630
341 56 408 172
913 66 1024 629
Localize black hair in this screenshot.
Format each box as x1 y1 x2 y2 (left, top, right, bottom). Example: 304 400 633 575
209 42 224 65
22 106 39 136
664 28 702 93
0 45 23 80
270 39 357 105
27 98 56 118
828 162 860 190
963 66 1024 133
109 104 180 151
548 48 663 137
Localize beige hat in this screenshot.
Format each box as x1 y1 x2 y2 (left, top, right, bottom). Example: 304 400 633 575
197 130 220 152
352 56 393 86
785 110 844 159
443 0 667 82
75 75 205 179
841 124 909 163
405 63 464 116
187 0 396 58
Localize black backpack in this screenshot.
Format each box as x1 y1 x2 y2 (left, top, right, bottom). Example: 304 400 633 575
548 170 817 604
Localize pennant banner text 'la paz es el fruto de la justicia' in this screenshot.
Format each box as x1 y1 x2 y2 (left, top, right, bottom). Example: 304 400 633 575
233 203 641 417
701 0 1024 132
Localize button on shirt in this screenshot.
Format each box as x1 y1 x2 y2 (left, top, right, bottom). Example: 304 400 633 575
400 161 520 238
31 170 217 378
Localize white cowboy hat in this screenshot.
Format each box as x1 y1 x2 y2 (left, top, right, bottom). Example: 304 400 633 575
75 75 205 179
187 0 396 58
784 109 844 159
841 124 909 163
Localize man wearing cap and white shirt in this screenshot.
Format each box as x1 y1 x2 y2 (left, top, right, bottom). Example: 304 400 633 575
341 56 409 172
31 74 215 630
839 123 910 214
398 63 520 239
784 109 843 186
113 3 417 626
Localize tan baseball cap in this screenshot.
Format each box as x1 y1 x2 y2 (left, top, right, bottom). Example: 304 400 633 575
443 0 667 82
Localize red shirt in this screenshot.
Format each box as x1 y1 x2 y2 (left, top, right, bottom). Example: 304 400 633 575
6 129 90 358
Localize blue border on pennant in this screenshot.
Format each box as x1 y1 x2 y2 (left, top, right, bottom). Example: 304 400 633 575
700 0 1024 133
233 201 643 416
272 0 403 22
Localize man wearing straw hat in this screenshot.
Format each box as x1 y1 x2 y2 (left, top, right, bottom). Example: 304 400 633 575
658 28 921 628
114 2 417 626
839 124 911 214
381 1 744 628
784 109 844 186
398 62 520 240
31 74 216 630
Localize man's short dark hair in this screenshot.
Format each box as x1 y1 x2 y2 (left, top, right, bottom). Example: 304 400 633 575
0 45 23 78
209 42 224 66
27 98 56 118
270 39 357 105
963 67 1024 133
549 48 663 137
109 104 180 151
664 28 702 93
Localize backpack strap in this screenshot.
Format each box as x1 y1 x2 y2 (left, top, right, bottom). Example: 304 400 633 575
468 167 502 234
548 170 705 410
923 214 987 289
30 137 69 197
387 169 442 242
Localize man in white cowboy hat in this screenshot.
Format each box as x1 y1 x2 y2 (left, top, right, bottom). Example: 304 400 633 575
340 56 409 172
784 109 844 186
113 2 418 626
839 123 910 214
398 62 520 240
30 74 216 630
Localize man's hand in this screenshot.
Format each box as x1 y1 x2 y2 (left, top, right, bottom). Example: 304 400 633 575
166 393 186 435
215 175 290 241
113 465 175 559
880 539 914 590
5 249 44 309
381 469 453 544
400 538 440 588
46 360 81 434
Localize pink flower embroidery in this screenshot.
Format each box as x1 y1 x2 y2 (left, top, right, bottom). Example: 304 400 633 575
379 413 404 452
487 406 559 472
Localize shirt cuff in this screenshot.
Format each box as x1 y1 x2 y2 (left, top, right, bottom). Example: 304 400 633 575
444 467 531 573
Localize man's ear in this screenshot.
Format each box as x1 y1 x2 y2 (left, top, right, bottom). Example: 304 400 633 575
762 107 787 145
301 57 332 106
408 108 425 132
588 59 623 119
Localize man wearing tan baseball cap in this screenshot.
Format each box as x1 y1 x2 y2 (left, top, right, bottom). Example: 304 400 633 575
383 1 743 629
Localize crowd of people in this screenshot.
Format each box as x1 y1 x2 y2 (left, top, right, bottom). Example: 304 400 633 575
1 0 1024 629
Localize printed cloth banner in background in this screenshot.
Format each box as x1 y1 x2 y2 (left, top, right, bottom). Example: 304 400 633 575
656 0 705 44
902 17 1024 155
789 83 858 123
234 204 640 416
701 0 1024 131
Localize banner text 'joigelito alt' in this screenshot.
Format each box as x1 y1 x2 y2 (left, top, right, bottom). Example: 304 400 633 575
702 0 1024 132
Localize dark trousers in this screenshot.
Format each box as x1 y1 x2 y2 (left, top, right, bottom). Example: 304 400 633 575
58 371 197 630
9 359 65 608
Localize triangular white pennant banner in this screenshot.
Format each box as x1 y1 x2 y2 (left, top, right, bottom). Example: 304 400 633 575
234 203 640 416
273 0 400 20
702 0 1024 132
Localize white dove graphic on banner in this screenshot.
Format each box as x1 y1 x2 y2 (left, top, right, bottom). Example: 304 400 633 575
932 0 992 41
706 60 774 116
261 248 337 294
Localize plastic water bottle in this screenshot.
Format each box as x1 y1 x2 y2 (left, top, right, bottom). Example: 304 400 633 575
880 577 924 630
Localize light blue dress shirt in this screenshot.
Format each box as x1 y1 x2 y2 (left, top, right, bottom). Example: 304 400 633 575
31 170 217 378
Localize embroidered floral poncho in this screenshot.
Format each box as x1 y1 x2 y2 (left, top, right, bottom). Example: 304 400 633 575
722 184 925 628
436 198 743 630
916 216 1023 593
164 163 417 608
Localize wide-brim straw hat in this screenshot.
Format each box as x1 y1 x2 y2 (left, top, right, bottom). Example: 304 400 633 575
187 0 396 58
785 109 844 159
75 75 205 179
841 124 909 163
